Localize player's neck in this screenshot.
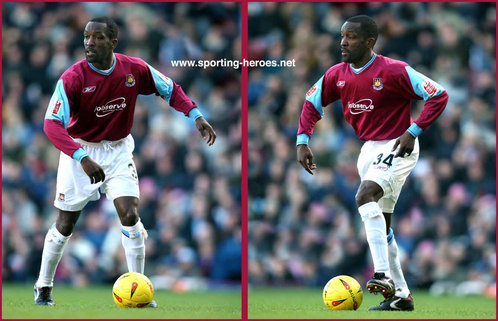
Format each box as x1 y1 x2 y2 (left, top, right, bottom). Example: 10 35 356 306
351 51 374 69
92 53 115 70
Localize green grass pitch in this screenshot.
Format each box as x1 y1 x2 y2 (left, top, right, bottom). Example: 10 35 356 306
248 287 496 319
2 283 241 319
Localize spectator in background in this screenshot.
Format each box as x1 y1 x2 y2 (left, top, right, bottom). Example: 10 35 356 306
248 2 495 297
2 2 241 290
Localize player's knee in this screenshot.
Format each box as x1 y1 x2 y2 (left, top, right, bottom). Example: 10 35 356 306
355 188 376 207
56 222 74 236
120 207 139 226
355 182 383 207
56 211 80 236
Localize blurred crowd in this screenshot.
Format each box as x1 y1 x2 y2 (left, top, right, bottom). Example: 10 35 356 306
2 2 241 289
248 2 496 296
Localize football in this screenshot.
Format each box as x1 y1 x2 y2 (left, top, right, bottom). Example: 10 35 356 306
322 275 363 311
112 272 154 308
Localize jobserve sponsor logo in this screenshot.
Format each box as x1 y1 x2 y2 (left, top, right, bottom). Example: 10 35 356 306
94 97 127 118
348 99 374 115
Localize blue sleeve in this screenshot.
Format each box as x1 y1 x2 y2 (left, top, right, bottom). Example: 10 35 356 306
44 79 71 128
296 134 310 145
305 76 324 117
407 123 423 138
188 108 203 121
147 63 174 103
72 148 88 162
404 66 445 101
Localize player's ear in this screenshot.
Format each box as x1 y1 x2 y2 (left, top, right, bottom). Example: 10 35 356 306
111 38 118 50
366 37 375 49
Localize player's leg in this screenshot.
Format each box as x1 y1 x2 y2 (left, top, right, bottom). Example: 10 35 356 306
383 212 410 298
105 138 145 273
355 181 395 298
113 196 157 308
34 210 81 306
114 196 147 273
367 212 414 311
105 135 157 307
368 211 414 311
35 149 101 305
368 138 419 311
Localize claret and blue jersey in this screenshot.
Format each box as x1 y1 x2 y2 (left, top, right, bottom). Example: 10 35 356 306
297 53 448 144
44 53 202 162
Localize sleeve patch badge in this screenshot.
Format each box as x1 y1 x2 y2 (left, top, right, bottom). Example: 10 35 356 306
158 72 171 86
52 99 62 114
422 80 437 97
125 74 136 87
306 84 318 97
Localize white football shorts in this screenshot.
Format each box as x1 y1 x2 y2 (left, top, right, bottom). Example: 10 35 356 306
357 136 419 213
54 134 140 212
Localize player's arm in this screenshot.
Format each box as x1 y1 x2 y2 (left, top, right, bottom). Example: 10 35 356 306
297 69 339 174
44 79 105 183
392 66 449 157
146 64 216 146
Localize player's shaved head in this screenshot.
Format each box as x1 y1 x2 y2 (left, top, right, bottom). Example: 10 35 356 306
346 15 378 45
88 16 118 40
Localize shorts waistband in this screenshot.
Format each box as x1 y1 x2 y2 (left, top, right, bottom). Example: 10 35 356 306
74 137 125 148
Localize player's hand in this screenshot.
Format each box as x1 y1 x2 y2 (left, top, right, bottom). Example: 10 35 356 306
195 117 216 146
392 132 415 158
81 156 105 184
297 144 317 175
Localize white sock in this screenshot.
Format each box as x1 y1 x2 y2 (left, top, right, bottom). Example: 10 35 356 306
121 219 147 273
36 224 71 287
359 202 390 276
388 229 410 298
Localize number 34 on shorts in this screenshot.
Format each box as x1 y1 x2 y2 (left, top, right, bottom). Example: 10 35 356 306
372 153 394 170
357 137 419 183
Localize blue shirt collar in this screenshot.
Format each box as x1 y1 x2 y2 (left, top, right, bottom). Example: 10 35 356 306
350 53 376 74
88 53 116 75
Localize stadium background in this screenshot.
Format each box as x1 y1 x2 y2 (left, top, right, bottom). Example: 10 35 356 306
2 2 241 291
248 2 496 297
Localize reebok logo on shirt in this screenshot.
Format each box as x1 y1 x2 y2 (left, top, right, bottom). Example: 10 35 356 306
83 86 96 93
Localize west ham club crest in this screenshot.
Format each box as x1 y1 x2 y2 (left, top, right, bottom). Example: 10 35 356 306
372 78 383 90
125 74 136 87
